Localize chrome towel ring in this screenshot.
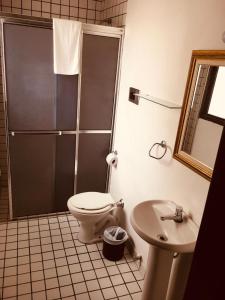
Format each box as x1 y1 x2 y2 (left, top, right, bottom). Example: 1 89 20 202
149 140 167 160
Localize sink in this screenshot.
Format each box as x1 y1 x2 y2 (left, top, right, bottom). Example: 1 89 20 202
131 200 199 300
131 200 198 253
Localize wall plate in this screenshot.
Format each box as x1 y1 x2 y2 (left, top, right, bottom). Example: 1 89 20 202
129 87 140 105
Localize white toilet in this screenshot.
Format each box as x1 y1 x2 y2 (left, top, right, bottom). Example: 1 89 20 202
67 192 120 244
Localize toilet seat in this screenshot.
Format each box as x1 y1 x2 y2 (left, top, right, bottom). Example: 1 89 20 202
68 192 115 214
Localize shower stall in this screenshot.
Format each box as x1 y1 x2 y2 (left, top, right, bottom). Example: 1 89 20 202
1 16 123 218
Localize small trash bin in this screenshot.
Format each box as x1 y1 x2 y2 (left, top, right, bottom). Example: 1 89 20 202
103 226 128 261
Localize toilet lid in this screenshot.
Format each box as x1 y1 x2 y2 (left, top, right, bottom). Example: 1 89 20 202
69 192 115 211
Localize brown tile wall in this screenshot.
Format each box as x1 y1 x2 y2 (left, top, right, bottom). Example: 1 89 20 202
1 0 129 27
1 0 102 23
100 0 127 27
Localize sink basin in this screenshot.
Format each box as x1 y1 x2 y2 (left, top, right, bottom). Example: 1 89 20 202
131 200 198 253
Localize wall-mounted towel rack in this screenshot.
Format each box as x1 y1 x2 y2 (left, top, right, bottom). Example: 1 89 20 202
135 93 182 109
149 140 167 159
128 87 182 109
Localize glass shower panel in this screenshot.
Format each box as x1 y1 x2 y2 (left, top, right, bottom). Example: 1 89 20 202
54 135 76 212
4 24 56 131
56 75 78 130
9 134 76 217
4 23 78 131
77 133 111 193
80 34 119 130
9 135 56 217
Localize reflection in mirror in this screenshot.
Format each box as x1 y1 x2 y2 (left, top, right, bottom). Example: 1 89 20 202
174 51 225 180
200 66 225 122
181 64 224 169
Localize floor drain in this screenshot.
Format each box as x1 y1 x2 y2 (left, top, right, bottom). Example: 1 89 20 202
157 234 168 242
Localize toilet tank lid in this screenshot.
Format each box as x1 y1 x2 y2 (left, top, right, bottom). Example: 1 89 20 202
68 192 115 210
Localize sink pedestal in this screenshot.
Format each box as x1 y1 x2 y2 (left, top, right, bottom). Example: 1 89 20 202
166 253 193 300
142 245 174 300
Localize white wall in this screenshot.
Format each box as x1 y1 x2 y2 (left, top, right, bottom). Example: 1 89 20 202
109 0 225 268
191 118 223 168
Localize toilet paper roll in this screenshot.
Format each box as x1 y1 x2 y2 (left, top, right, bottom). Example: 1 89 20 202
106 152 118 167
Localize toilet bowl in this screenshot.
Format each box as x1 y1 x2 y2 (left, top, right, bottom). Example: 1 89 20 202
67 192 119 244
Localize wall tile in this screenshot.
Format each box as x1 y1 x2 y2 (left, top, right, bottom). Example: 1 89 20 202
12 0 21 8
61 5 69 15
70 6 78 17
99 0 128 27
80 0 87 8
32 0 41 11
42 2 50 12
22 0 31 9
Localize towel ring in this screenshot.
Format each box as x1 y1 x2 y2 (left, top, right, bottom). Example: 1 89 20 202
149 140 167 160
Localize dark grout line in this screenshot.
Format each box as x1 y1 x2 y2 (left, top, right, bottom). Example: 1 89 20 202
57 213 78 298
0 212 143 299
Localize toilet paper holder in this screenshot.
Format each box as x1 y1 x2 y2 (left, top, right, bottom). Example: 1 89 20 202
106 150 118 167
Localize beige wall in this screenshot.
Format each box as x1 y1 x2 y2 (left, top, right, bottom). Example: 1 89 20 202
109 0 225 267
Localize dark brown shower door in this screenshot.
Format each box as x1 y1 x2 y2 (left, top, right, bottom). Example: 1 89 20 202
3 21 121 218
4 23 78 217
76 33 119 193
4 23 78 131
9 134 76 216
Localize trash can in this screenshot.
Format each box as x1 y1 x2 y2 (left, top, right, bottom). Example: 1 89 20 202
103 226 128 261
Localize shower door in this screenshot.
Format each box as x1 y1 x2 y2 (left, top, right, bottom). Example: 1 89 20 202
77 34 120 193
4 23 77 217
2 19 121 218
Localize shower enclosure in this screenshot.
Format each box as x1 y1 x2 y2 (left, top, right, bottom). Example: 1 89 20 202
1 16 123 218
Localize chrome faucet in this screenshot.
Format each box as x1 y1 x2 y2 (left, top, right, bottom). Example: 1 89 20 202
160 205 183 223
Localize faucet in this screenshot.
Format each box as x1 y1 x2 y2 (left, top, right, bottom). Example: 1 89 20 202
160 205 183 223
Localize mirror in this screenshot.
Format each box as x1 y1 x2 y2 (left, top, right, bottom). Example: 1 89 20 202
174 50 225 180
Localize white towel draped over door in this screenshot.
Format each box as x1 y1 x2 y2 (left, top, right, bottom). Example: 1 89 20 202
53 18 82 75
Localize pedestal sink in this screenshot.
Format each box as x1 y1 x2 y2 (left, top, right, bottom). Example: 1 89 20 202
131 200 199 300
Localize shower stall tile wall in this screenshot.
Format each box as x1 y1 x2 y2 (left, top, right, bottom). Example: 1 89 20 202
100 0 128 27
0 0 128 27
1 0 102 24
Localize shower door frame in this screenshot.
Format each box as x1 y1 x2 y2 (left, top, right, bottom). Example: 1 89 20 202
0 13 124 219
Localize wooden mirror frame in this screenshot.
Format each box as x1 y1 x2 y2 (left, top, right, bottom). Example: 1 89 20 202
173 50 225 181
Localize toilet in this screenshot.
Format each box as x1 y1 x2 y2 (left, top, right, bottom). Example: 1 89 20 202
67 192 120 244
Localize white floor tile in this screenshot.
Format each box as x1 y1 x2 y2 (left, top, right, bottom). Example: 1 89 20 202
0 212 143 300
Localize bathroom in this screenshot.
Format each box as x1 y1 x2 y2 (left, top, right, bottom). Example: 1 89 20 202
0 0 225 299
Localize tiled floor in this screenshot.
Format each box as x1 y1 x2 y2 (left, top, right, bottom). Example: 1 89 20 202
0 212 143 300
